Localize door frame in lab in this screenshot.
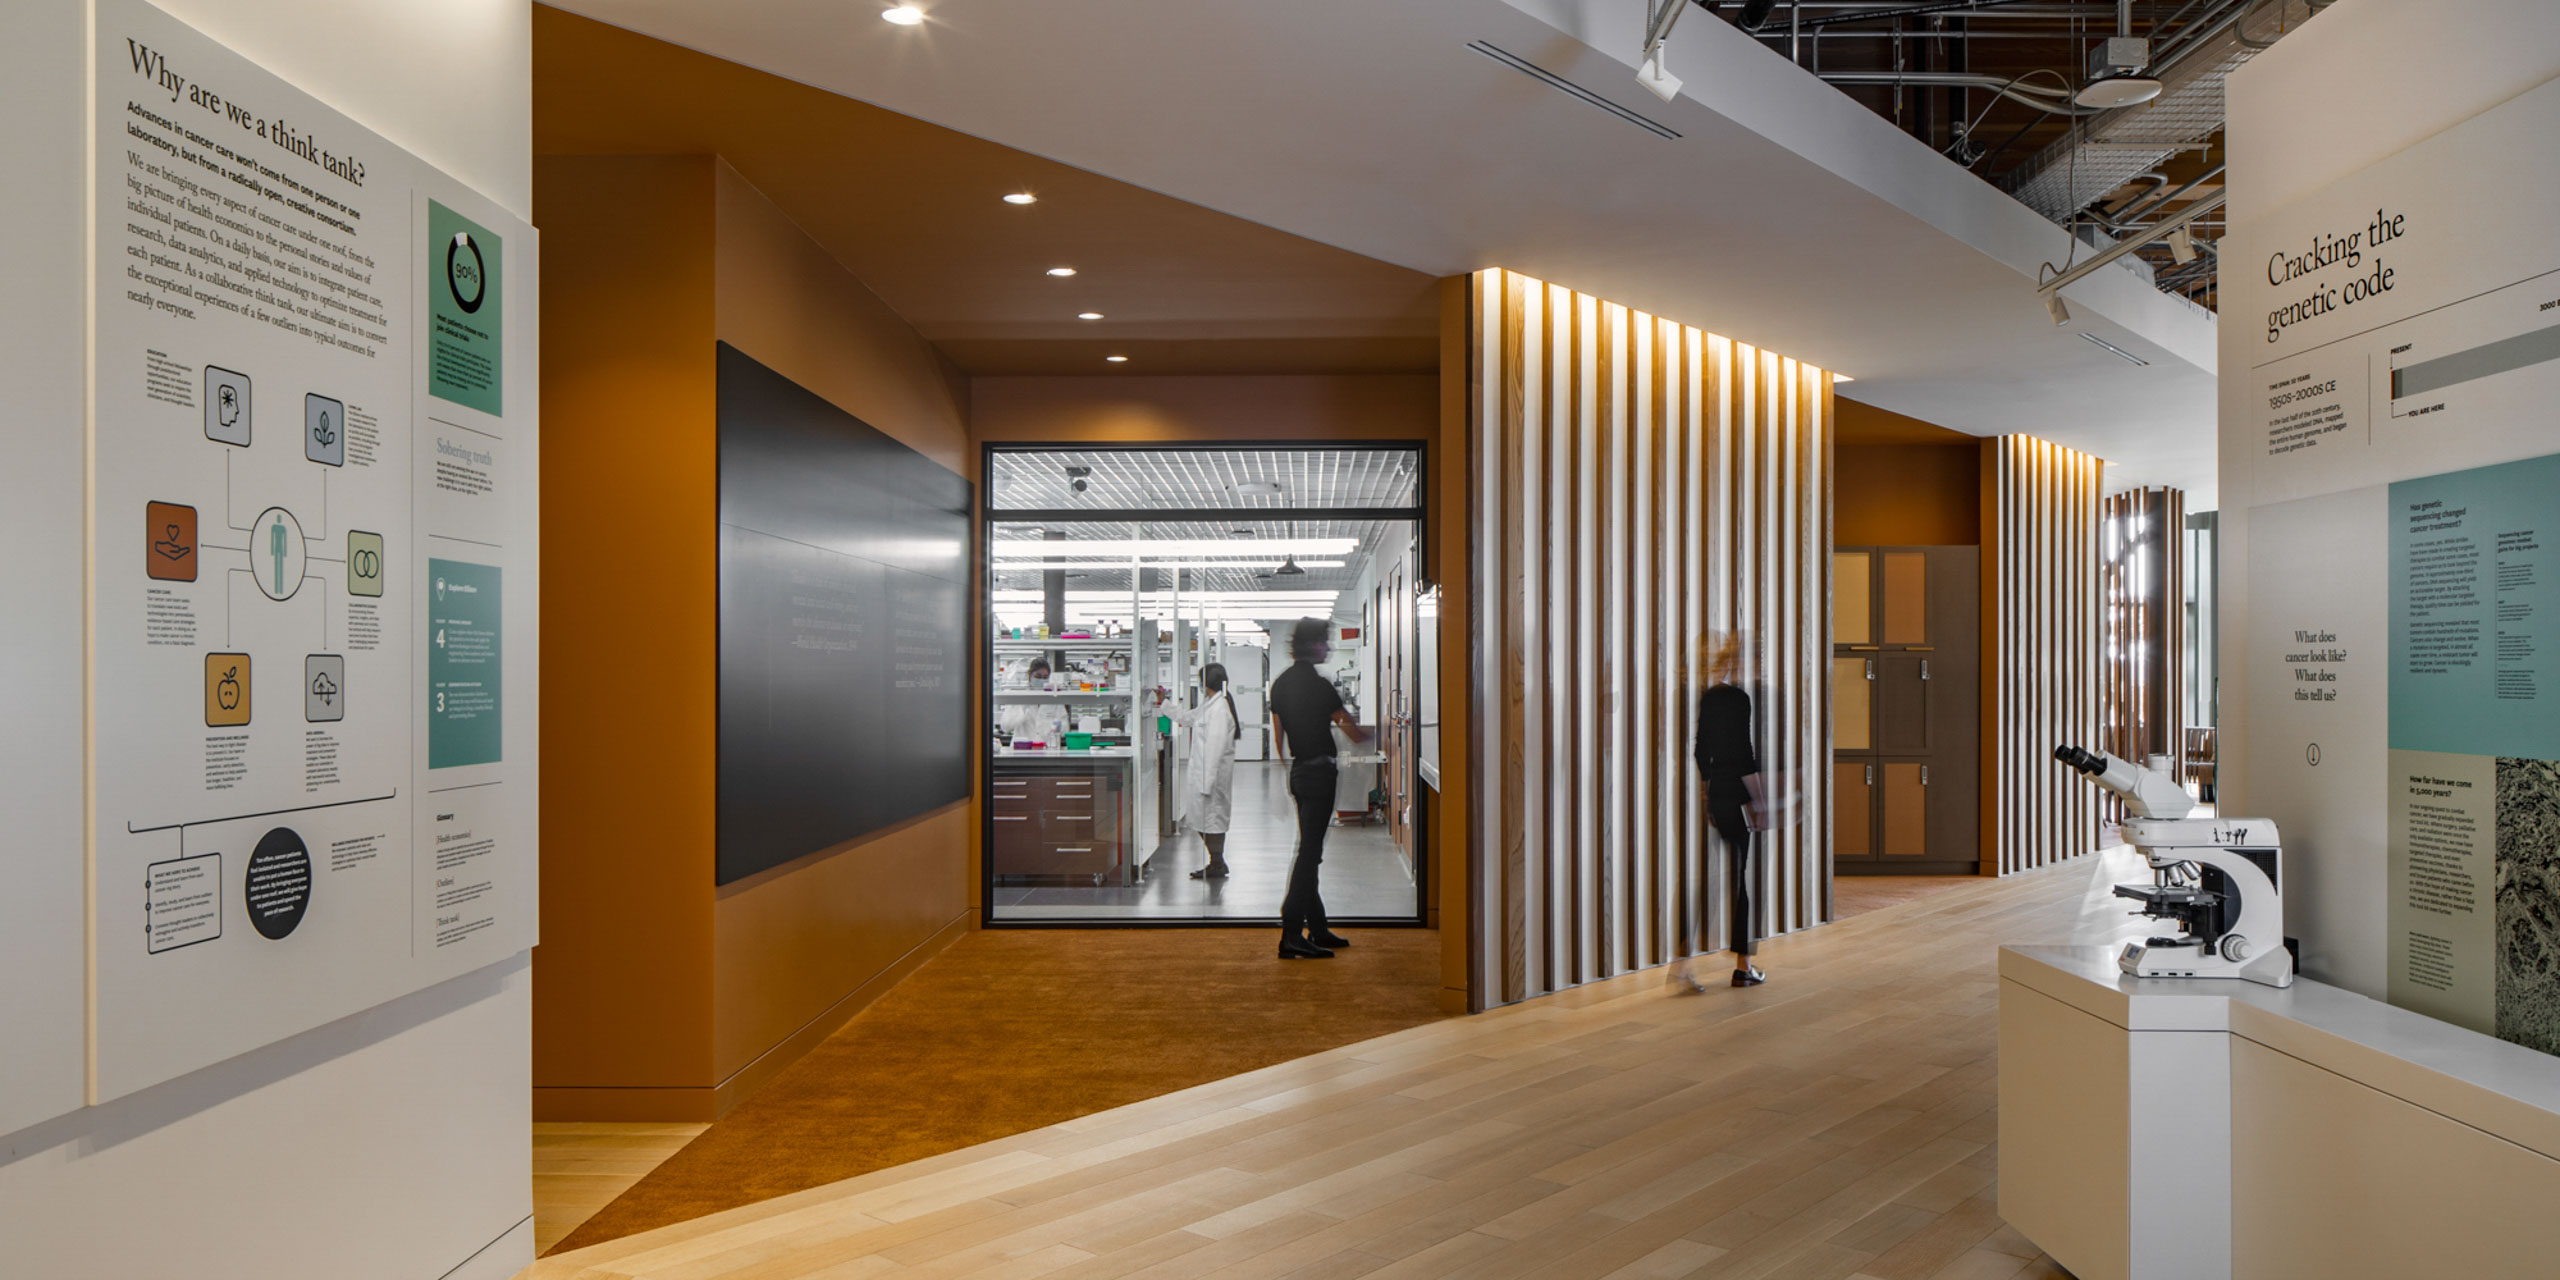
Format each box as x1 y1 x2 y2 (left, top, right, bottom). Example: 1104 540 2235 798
977 439 1432 930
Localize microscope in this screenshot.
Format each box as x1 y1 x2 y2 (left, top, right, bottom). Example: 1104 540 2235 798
2053 746 2295 988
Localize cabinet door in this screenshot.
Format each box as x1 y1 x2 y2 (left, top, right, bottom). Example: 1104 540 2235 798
1879 762 1929 859
1834 760 1875 861
1874 653 1933 753
1834 655 1875 751
1881 551 1929 645
1835 551 1874 646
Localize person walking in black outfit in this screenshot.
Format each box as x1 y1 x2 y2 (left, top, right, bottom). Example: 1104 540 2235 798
1676 632 1770 991
1269 617 1365 959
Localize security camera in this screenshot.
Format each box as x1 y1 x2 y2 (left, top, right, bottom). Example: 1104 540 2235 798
1065 464 1091 496
1072 478 1089 494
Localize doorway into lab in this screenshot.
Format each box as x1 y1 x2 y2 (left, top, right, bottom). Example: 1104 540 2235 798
980 444 1429 926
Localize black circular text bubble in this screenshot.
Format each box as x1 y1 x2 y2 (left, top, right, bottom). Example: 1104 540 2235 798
244 827 313 940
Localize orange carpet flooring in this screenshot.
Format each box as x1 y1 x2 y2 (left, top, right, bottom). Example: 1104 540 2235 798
549 926 1448 1254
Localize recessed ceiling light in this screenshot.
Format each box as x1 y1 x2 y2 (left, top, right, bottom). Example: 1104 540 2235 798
1002 192 1037 205
881 6 925 25
1046 266 1077 278
1105 355 1129 363
1077 311 1104 321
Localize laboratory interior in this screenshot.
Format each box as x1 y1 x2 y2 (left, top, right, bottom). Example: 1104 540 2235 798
984 446 1428 923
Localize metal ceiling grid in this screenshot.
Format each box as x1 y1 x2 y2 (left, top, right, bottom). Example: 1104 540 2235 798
988 447 1420 511
987 517 1409 619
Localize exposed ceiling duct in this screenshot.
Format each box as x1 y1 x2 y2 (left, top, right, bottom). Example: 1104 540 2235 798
2002 0 2322 222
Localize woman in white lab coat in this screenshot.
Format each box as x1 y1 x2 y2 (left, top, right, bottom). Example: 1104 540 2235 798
997 657 1068 747
1182 663 1241 879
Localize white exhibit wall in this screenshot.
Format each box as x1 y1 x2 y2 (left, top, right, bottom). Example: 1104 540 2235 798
2220 0 2560 1020
0 0 91 1141
0 2 537 1278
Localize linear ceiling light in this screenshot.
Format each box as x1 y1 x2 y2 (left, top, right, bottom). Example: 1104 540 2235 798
2078 332 2150 367
998 560 1347 571
1105 355 1129 363
1002 192 1037 205
880 6 925 25
1077 312 1104 320
1045 266 1077 277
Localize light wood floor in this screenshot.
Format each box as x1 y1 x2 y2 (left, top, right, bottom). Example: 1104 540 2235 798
528 850 2148 1279
534 1123 711 1254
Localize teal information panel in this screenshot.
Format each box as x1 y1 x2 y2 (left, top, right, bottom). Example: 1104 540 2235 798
428 559 502 768
2389 451 2560 758
2388 451 2560 1056
426 200 503 415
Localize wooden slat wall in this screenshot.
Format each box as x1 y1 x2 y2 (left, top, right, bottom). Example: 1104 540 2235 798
2101 486 2186 784
1983 435 2104 876
1469 269 1833 1006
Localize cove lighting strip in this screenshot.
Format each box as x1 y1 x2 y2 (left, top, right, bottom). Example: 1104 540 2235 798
988 538 1359 559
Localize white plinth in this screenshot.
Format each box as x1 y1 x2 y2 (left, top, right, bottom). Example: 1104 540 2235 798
1999 944 2560 1280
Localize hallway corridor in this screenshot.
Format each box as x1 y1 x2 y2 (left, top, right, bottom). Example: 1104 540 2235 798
530 850 2151 1279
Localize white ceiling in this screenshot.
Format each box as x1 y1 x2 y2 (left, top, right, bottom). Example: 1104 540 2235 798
548 0 2227 504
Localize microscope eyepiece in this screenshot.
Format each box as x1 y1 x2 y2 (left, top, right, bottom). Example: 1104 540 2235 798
2053 745 2105 776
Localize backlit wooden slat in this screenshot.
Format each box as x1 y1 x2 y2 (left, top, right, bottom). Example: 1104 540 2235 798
1469 271 1834 1002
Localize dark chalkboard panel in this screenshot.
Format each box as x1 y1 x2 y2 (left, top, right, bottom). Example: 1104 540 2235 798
716 342 971 885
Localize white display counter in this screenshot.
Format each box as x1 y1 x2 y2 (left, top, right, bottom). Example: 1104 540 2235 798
1999 945 2560 1280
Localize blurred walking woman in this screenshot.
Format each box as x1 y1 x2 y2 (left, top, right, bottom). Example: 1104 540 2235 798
1683 632 1769 990
1182 663 1241 880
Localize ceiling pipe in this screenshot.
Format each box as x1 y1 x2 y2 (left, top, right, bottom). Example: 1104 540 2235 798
2036 189 2228 304
2081 162 2224 231
1818 69 2104 114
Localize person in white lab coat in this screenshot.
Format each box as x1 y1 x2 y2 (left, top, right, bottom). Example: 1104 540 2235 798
997 657 1068 747
1182 663 1241 879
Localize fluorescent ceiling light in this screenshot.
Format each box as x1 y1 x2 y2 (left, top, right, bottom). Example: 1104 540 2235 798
880 6 925 25
992 538 1359 558
1002 192 1037 205
1105 355 1129 363
1046 266 1077 277
1078 312 1104 320
998 560 1346 571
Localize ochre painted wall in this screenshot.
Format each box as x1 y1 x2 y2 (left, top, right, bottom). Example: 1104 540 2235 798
533 154 720 1105
707 162 976 1102
1836 444 1982 546
533 156 975 1120
969 374 1436 445
1834 395 1981 548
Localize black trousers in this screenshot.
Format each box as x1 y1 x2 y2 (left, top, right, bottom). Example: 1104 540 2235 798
1283 759 1337 938
1710 786 1758 958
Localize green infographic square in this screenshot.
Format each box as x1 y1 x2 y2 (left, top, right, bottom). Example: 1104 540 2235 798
428 559 503 768
427 200 503 415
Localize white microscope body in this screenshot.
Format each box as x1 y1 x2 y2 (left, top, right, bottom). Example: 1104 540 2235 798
2053 746 2295 989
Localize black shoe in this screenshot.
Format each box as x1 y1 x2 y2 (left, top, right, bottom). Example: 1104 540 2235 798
1309 930 1350 949
1187 859 1230 881
1731 966 1766 987
1279 938 1336 959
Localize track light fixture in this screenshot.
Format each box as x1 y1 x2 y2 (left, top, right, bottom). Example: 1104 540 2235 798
2045 293 2071 327
2165 225 2197 265
1636 0 1688 103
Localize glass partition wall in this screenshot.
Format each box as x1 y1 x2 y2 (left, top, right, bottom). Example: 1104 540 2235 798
982 445 1426 925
